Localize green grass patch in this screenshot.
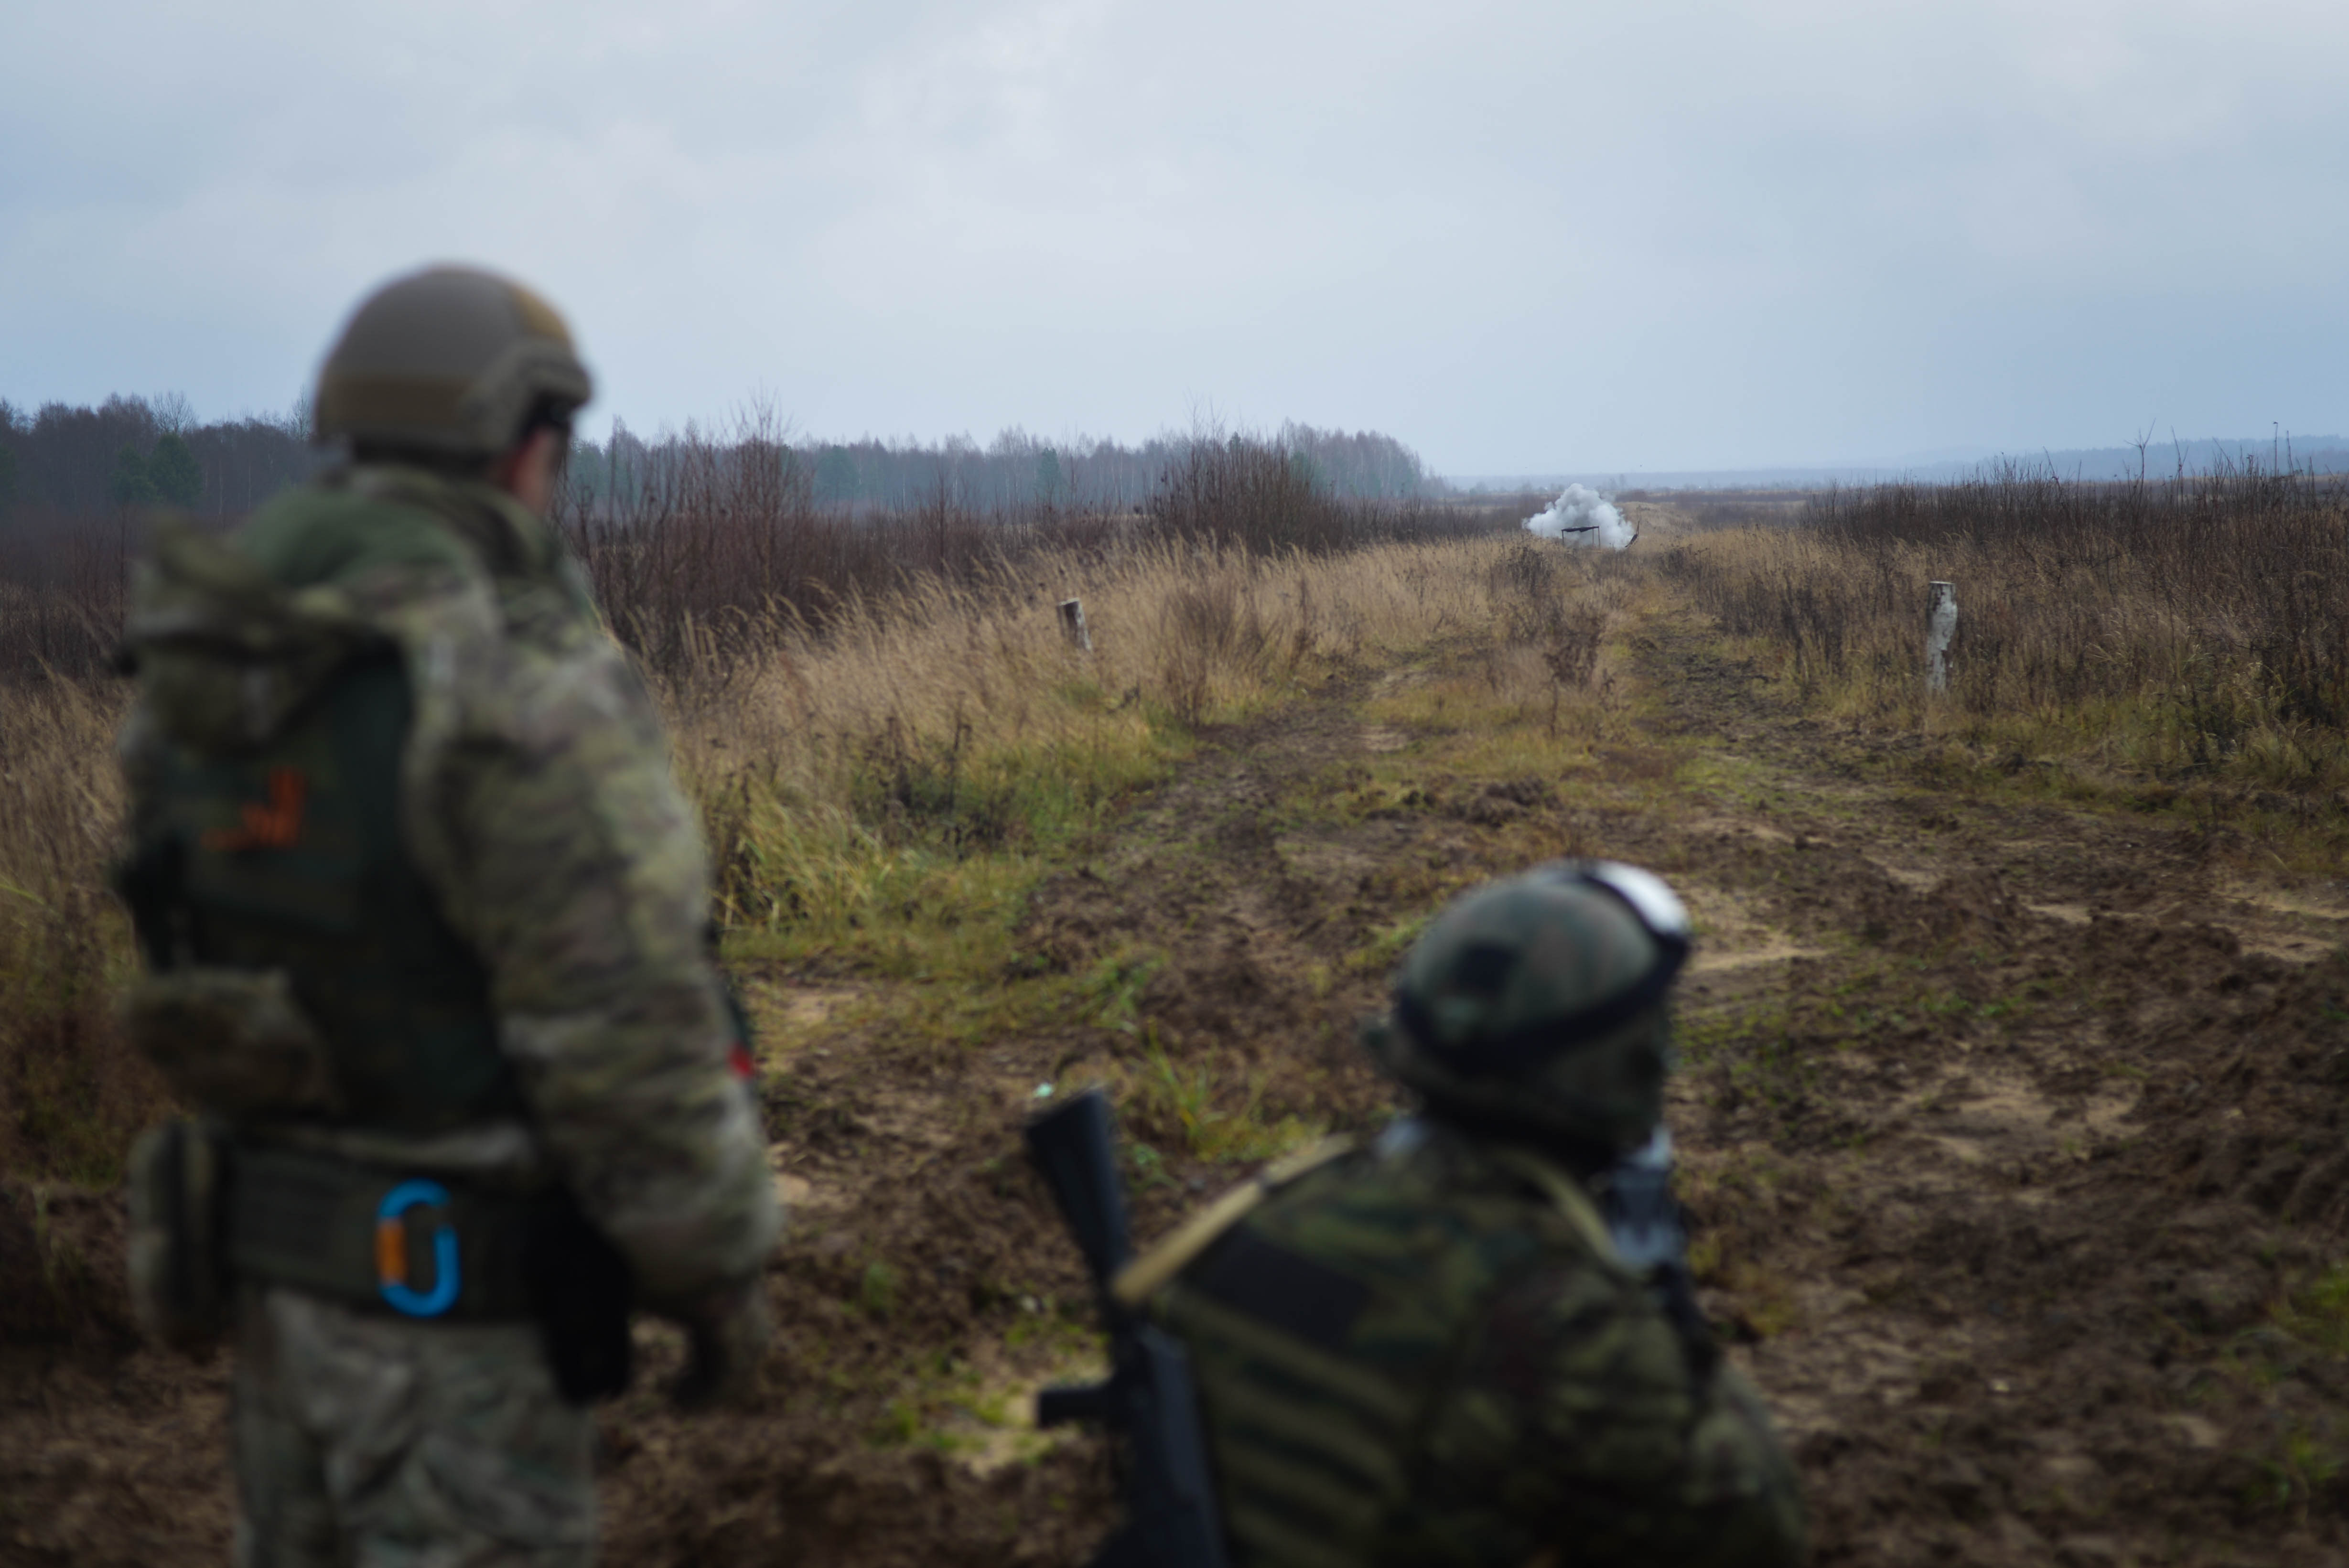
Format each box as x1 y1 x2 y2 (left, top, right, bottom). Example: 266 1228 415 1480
1356 672 1625 783
708 692 1198 1059
2275 1261 2349 1358
711 721 1186 976
1677 996 1795 1068
1349 910 1435 977
2 899 162 1186
1123 1031 1325 1165
858 1260 901 1320
2226 1267 2349 1517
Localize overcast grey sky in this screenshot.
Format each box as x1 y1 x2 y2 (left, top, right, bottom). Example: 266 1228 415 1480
6 0 2347 474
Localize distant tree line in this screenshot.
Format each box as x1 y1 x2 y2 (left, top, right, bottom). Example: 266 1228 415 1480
0 393 1446 526
567 418 1447 517
0 394 320 522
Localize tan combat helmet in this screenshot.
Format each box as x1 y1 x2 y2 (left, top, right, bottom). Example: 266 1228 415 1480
313 265 594 460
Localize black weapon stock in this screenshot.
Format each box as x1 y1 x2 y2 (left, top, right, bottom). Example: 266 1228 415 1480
1026 1090 1231 1568
1027 1086 1131 1291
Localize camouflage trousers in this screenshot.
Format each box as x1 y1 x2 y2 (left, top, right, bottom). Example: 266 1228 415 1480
233 1286 596 1568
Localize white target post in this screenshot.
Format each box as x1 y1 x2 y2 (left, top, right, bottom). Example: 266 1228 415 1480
1925 581 1957 695
1058 598 1093 653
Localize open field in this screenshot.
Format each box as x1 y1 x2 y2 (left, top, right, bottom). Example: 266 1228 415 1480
10 491 2349 1565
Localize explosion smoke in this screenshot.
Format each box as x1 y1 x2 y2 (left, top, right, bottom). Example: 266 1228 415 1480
1524 483 1635 550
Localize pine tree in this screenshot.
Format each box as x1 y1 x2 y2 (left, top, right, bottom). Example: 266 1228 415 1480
111 445 159 507
815 445 859 505
149 433 202 508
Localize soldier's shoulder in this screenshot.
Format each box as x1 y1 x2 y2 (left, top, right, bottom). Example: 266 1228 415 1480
233 469 487 595
1250 1121 1601 1279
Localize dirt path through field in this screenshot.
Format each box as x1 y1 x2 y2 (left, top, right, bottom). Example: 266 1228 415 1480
704 570 2349 1566
10 557 2349 1567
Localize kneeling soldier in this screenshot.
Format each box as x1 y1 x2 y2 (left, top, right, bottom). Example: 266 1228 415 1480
114 266 780 1567
1114 861 1806 1568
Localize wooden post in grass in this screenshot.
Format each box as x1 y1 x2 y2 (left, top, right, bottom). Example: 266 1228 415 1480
1926 581 1957 695
1058 598 1093 653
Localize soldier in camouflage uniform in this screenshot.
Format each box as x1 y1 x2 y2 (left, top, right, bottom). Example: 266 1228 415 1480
1114 862 1806 1568
113 266 781 1566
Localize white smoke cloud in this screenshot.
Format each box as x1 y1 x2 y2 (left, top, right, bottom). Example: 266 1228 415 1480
1524 483 1635 549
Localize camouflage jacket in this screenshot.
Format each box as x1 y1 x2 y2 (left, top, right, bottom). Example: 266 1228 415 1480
117 464 779 1310
1146 1117 1806 1568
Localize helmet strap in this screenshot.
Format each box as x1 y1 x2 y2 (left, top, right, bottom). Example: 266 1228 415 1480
1393 944 1683 1077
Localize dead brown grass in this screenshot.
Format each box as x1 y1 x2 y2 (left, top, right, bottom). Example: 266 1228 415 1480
0 527 1548 1180
677 535 1538 972
559 423 1511 688
0 675 164 1183
1658 468 2349 853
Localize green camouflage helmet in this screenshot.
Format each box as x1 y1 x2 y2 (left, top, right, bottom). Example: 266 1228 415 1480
1363 861 1692 1153
313 266 593 459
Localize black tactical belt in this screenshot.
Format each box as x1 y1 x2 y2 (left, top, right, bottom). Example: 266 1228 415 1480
226 1142 539 1321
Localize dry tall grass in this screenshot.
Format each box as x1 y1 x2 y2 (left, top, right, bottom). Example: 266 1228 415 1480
0 521 137 681
0 522 1572 1178
0 676 163 1182
1661 464 2349 812
0 426 1525 1181
671 535 1546 975
558 426 1512 688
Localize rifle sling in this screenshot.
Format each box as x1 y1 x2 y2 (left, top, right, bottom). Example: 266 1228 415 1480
1110 1136 1354 1311
1484 1146 1620 1264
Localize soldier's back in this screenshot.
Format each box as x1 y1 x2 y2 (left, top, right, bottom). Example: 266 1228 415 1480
1149 1118 1806 1568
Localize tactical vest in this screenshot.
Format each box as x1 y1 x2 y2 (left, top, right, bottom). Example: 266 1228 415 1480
115 482 646 1372
1146 1121 1623 1568
125 646 516 1134
116 473 551 1138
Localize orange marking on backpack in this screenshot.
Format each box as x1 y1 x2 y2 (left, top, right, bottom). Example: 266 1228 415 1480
375 1216 409 1288
202 768 307 851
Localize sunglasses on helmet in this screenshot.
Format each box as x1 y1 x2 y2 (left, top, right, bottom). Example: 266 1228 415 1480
1575 860 1692 959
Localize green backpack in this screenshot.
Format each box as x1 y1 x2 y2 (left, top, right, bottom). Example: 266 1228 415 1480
116 517 516 1134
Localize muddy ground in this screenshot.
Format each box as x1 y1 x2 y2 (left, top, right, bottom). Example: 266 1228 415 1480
10 543 2349 1566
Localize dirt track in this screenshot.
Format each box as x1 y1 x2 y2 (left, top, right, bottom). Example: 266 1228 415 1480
10 550 2349 1566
